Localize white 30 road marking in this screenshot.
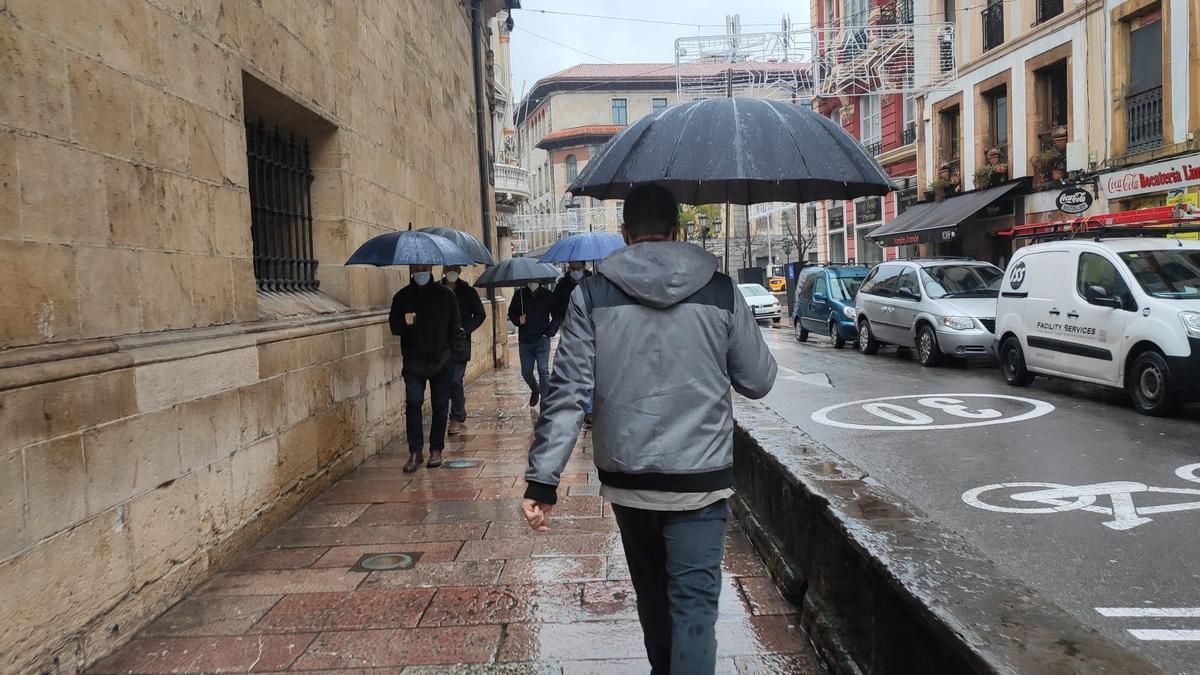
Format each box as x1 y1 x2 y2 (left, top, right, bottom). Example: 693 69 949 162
811 393 1054 431
1095 608 1200 642
964 463 1200 531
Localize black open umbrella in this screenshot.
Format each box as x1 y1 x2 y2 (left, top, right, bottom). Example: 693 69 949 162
568 97 893 204
345 229 473 266
417 226 495 265
473 257 560 288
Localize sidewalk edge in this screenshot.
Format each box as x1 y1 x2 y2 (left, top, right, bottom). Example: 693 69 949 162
731 399 1162 675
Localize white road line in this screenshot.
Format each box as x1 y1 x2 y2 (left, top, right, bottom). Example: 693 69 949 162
1096 608 1200 618
1127 629 1200 641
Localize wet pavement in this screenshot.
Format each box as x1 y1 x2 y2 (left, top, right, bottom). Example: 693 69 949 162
759 325 1200 675
91 354 823 674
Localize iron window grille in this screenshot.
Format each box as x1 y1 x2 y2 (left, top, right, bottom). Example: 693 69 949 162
902 122 917 145
246 120 319 292
1036 0 1064 24
982 0 1004 52
1126 86 1164 154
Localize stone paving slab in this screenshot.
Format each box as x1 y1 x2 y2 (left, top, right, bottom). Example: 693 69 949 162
91 362 824 673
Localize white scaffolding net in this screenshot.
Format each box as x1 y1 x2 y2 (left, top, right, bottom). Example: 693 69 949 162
675 23 957 101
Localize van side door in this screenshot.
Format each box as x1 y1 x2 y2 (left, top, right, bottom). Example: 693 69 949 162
1019 250 1076 374
806 273 831 331
796 270 817 326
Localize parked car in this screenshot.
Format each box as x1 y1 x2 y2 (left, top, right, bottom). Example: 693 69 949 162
738 283 782 324
855 258 1003 366
996 236 1200 416
767 276 787 293
793 264 870 348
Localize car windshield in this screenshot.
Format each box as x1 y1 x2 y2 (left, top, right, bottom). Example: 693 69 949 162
1119 249 1200 299
738 284 772 297
830 275 865 300
920 264 1002 299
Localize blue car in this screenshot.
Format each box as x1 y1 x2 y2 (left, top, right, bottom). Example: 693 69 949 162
793 264 871 348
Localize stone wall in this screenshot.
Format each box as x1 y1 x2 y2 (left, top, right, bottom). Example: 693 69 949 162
0 0 508 672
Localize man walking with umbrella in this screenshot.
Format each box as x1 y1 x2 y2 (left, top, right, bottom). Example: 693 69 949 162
521 185 777 674
389 264 462 473
441 264 486 435
508 277 558 409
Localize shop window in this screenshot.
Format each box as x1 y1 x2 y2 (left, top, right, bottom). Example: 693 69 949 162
828 231 846 263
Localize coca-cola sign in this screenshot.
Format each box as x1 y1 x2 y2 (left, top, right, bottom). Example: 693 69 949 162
1056 187 1093 214
1101 153 1200 199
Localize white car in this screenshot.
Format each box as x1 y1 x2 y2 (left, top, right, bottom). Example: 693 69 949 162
738 283 782 324
995 235 1200 416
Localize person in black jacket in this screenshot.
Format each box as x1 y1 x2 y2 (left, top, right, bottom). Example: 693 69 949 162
551 261 594 423
389 264 462 472
441 265 486 436
508 280 559 408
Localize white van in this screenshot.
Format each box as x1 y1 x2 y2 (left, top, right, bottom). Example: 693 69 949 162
995 235 1200 416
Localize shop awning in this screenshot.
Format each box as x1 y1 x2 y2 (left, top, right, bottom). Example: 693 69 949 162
869 182 1024 247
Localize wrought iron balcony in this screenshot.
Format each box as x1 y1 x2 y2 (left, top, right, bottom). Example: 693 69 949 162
877 0 914 25
902 123 916 146
493 163 531 206
863 139 883 157
982 1 1004 52
1036 0 1064 24
1126 86 1164 154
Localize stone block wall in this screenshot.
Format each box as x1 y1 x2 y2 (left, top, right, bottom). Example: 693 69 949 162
0 0 510 672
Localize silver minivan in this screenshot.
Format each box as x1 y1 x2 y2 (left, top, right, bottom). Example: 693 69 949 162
854 258 1003 366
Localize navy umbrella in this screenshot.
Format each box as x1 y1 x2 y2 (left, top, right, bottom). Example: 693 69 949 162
417 226 495 265
473 257 561 288
345 229 474 266
538 232 626 263
568 97 894 204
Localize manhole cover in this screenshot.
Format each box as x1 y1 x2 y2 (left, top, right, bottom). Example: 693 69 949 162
351 552 421 572
443 459 482 469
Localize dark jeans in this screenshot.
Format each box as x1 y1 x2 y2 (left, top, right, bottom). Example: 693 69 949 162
612 500 729 675
518 336 550 401
403 367 453 455
449 360 468 423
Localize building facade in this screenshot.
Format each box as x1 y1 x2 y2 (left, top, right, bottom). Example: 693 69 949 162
0 1 513 671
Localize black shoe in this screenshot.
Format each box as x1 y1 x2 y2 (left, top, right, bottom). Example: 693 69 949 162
403 454 424 473
584 413 593 427
529 390 540 407
427 450 443 468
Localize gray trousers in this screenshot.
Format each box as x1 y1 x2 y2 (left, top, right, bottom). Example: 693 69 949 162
612 500 729 675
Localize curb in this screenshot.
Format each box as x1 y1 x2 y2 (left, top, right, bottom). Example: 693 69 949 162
731 399 1161 675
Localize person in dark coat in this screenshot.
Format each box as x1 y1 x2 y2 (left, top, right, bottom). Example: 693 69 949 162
508 280 559 408
389 264 462 473
552 261 594 422
441 264 486 436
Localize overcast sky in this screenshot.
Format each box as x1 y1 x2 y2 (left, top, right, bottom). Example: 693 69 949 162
508 1 812 102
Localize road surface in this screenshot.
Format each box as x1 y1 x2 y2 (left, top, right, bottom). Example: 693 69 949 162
757 326 1200 675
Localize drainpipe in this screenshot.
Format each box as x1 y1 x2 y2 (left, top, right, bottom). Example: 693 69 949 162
470 0 500 367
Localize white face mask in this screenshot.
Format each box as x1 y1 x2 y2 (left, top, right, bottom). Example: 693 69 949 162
444 271 460 283
413 271 432 286
569 269 585 280
527 282 540 292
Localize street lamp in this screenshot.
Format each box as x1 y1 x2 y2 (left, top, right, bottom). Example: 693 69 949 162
697 213 708 249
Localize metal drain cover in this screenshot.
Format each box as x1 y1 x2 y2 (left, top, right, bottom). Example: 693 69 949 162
443 459 482 468
351 552 421 572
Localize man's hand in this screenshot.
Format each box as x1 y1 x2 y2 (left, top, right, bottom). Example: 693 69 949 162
521 499 553 533
519 315 527 325
404 312 416 326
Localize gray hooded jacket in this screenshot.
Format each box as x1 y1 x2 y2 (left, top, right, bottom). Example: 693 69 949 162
524 241 777 504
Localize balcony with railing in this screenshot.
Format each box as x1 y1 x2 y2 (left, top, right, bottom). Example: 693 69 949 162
1126 86 1164 154
982 1 1004 52
902 122 916 146
493 163 531 210
878 0 914 25
863 139 883 157
1036 0 1064 24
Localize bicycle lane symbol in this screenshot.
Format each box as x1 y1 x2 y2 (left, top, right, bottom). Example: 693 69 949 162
962 463 1200 531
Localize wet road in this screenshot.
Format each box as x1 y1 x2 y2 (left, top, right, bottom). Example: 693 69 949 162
757 326 1200 675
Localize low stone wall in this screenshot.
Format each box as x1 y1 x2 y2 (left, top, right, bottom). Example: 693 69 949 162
731 400 1159 675
0 299 505 674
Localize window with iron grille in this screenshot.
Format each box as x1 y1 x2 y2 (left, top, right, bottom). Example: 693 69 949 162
246 120 318 292
1036 0 1064 24
982 0 1004 52
1126 12 1164 153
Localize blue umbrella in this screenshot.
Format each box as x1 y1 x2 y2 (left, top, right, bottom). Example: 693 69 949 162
345 230 474 266
417 226 495 265
538 232 626 263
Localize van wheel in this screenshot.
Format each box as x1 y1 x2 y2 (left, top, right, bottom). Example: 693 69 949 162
857 319 879 355
917 325 943 367
1129 351 1179 417
794 319 809 342
829 322 846 349
1001 336 1034 387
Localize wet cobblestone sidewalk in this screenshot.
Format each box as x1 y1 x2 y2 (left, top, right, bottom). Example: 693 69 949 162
92 361 823 674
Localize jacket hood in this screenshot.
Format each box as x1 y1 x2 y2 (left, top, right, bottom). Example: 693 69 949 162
597 241 719 308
